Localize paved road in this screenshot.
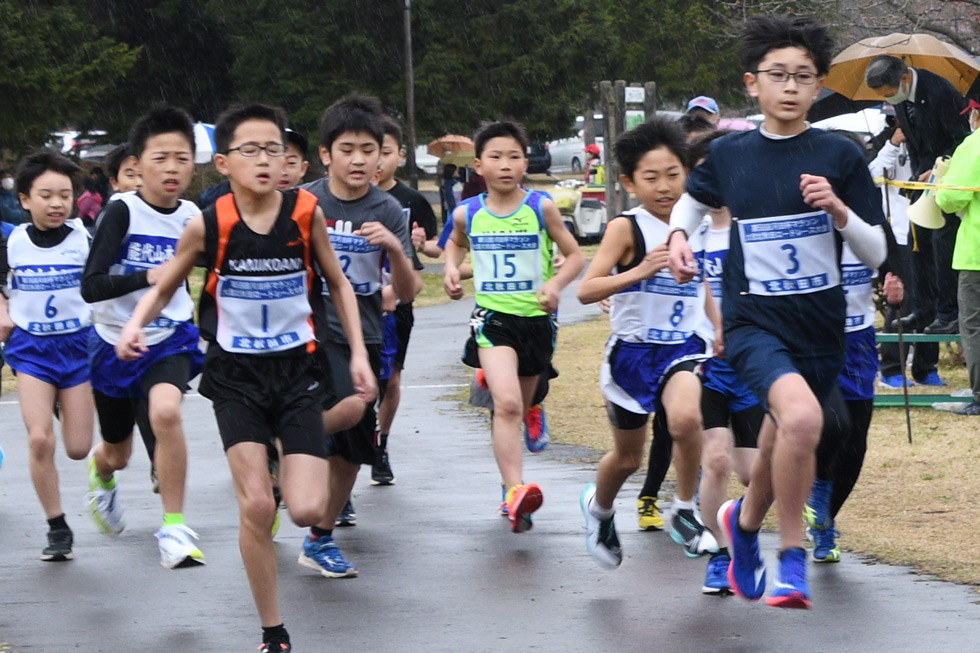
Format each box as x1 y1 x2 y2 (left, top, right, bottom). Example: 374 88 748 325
1 285 979 652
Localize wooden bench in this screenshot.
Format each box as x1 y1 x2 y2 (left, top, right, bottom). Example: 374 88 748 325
873 333 962 407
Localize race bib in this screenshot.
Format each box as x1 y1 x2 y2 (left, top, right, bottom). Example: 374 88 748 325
471 233 541 294
738 211 839 296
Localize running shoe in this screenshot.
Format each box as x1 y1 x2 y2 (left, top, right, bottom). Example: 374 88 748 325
0 440 5 468
803 477 833 530
156 524 205 569
718 498 766 601
370 448 396 486
40 526 73 562
669 507 718 557
335 498 356 527
702 551 731 595
505 482 543 533
475 368 488 389
765 547 811 608
298 534 358 578
808 522 841 563
580 483 622 568
637 495 664 531
878 373 911 389
523 404 550 453
259 635 292 652
499 483 509 517
914 371 946 386
86 457 124 535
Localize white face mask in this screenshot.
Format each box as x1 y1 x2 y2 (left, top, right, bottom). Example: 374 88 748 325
1 177 14 191
884 80 909 105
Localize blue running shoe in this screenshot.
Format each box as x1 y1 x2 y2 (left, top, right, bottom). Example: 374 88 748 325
718 498 766 601
878 373 911 389
803 477 832 530
765 547 810 608
702 551 731 595
298 534 358 578
914 371 946 387
808 521 841 563
523 404 550 453
0 440 4 468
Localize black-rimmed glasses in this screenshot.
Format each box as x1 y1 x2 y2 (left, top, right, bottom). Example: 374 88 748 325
755 69 819 85
225 142 287 157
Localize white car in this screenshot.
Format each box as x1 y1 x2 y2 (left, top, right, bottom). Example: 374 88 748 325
399 145 440 175
548 136 604 174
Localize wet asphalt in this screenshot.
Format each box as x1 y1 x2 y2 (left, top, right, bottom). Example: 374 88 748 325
1 281 978 652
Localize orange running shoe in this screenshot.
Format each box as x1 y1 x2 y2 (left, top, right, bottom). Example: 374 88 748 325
505 482 543 533
475 368 488 389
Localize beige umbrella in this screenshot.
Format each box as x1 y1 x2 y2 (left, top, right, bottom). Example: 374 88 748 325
440 149 476 168
427 134 475 157
824 33 980 100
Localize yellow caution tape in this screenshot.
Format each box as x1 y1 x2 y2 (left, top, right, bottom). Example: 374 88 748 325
873 177 980 192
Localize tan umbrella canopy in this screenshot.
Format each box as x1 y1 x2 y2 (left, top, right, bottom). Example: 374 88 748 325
440 149 476 168
824 33 980 100
427 134 475 157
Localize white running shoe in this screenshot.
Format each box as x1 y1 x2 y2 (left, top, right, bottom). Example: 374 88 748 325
156 524 206 569
86 458 124 535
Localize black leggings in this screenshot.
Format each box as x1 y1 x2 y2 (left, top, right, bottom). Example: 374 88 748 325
639 410 672 498
816 390 874 519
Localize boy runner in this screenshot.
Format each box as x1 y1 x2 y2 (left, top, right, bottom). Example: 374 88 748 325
444 120 584 533
117 102 374 653
0 151 94 562
81 106 206 568
373 116 438 485
298 93 420 577
577 118 714 568
666 15 887 607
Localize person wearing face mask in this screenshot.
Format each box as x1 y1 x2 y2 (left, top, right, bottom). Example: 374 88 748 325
0 170 27 225
865 55 971 340
935 98 980 414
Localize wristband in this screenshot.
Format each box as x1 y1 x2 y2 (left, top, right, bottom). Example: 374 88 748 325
666 227 688 246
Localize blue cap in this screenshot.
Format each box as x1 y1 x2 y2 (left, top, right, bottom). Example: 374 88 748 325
687 96 719 115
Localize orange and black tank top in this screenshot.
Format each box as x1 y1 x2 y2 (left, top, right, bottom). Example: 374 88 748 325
199 188 318 354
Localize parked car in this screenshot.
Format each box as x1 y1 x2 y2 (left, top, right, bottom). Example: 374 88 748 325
548 136 604 174
399 145 440 175
526 141 551 174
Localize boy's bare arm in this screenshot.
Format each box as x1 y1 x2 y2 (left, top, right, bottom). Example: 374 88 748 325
443 207 469 299
358 221 419 304
312 208 377 404
577 218 664 304
115 213 205 359
538 198 584 313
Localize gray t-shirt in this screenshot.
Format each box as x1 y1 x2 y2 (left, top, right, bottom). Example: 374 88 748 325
301 178 414 344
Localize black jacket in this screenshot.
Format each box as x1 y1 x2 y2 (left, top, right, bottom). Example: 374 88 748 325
894 68 971 177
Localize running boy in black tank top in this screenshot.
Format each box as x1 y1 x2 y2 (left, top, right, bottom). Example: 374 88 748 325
116 103 375 653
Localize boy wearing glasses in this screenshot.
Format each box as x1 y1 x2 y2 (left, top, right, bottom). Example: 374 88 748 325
665 15 887 607
297 93 420 578
116 103 374 653
82 106 206 569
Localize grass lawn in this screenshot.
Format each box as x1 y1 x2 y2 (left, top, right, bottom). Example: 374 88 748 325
542 316 980 588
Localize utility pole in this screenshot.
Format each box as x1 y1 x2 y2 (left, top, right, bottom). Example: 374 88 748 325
403 0 418 189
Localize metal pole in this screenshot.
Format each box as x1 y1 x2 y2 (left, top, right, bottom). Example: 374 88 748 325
884 169 913 444
403 0 418 189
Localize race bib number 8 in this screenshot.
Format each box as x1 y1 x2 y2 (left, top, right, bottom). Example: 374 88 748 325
738 211 839 296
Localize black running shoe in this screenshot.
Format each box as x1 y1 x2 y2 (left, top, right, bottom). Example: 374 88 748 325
41 526 73 562
370 449 395 486
259 635 291 652
335 498 356 527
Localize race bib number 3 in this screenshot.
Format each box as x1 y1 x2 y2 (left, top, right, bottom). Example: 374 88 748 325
738 211 839 296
